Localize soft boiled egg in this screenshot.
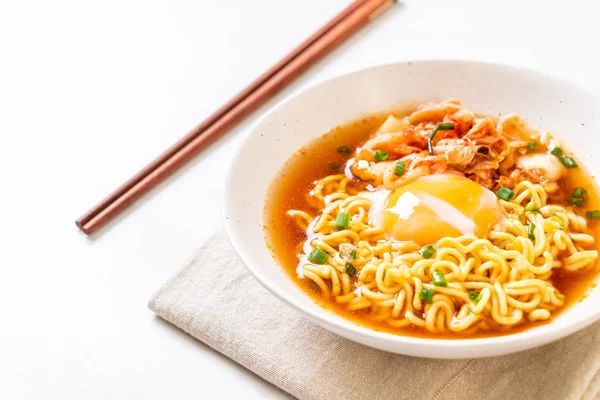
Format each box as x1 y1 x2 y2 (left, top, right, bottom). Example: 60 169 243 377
368 175 504 246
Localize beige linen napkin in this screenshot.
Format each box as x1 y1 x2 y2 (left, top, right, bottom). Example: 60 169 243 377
149 233 600 400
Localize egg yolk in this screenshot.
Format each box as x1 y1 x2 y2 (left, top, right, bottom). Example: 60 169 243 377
381 174 504 245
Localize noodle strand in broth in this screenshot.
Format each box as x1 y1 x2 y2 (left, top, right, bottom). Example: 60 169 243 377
266 100 600 337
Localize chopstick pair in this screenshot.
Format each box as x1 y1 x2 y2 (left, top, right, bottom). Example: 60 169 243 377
76 0 395 235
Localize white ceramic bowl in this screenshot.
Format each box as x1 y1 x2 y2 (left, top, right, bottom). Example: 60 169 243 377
223 60 600 358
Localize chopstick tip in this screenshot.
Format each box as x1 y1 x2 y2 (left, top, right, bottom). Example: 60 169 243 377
75 219 91 235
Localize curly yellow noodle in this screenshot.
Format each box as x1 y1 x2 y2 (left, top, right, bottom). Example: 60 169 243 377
291 174 598 334
286 210 313 231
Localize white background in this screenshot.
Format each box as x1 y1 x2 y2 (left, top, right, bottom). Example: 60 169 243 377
1 0 599 398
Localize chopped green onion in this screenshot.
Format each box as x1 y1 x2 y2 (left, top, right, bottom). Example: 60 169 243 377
334 212 350 230
350 249 357 259
586 210 600 220
525 201 538 212
561 156 578 168
528 223 536 240
431 271 448 287
550 147 563 157
427 122 455 155
569 197 583 206
345 262 356 276
374 149 388 162
438 122 456 129
308 247 328 264
421 245 436 259
419 289 434 304
527 142 536 152
468 291 482 303
328 162 339 171
573 187 587 199
394 160 406 177
496 186 514 201
337 145 351 155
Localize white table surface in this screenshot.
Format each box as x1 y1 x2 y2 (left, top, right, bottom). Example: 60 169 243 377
2 0 600 398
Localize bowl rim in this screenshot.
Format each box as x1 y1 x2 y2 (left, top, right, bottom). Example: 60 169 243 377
222 59 600 352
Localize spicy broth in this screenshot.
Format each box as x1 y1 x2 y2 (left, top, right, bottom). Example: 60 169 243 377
264 111 600 339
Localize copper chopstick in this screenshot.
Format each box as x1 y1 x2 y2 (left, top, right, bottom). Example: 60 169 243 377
76 0 394 235
76 0 368 232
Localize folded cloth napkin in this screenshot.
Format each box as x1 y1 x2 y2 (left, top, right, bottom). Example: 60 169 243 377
149 232 600 400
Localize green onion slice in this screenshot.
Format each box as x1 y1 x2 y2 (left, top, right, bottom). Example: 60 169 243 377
560 156 578 168
337 145 351 155
328 162 339 171
528 222 536 240
586 210 600 220
394 160 406 177
374 149 388 162
573 187 587 199
550 147 563 157
468 291 482 303
334 212 350 230
419 289 434 304
421 245 436 259
569 197 583 206
496 186 514 201
431 271 448 287
308 247 328 264
527 142 536 152
350 249 357 259
346 262 356 276
427 122 455 155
